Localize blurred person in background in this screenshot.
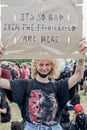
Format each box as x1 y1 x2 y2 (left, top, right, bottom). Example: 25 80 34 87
21 63 29 79
60 105 71 130
11 121 23 130
82 64 87 94
10 62 17 80
1 61 13 102
0 92 11 123
70 104 87 130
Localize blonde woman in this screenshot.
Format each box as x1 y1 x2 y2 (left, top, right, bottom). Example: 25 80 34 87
0 38 87 130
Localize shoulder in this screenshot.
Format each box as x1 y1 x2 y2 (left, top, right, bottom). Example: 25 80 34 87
51 79 69 94
10 79 29 90
54 79 68 88
10 79 28 84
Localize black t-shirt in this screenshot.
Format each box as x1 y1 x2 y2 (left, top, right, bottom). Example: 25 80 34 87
10 78 69 125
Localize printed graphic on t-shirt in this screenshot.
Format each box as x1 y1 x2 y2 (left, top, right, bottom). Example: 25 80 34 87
28 89 57 124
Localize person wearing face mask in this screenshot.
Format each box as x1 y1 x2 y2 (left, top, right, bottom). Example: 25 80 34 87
0 38 87 130
70 104 87 130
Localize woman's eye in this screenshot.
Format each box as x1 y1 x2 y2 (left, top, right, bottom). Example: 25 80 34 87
39 64 43 67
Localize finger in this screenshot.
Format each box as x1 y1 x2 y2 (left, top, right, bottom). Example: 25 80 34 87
79 40 87 48
0 48 4 55
80 47 87 56
0 44 4 51
80 48 87 55
80 41 87 49
80 37 85 41
0 43 4 55
0 50 4 55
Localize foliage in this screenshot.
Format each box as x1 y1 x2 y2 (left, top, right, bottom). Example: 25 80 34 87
1 59 32 64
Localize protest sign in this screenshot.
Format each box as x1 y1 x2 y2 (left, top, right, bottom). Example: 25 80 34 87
1 0 83 59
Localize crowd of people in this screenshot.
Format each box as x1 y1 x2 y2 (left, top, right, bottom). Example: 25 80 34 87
58 60 87 95
0 37 87 130
0 61 32 103
0 61 32 80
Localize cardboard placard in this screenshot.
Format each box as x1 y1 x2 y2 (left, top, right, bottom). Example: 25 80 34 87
1 0 83 59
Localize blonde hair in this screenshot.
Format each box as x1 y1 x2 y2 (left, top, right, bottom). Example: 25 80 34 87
31 59 58 78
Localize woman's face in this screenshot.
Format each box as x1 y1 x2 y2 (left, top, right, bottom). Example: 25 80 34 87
36 59 52 76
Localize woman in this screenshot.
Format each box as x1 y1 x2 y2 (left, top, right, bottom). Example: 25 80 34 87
0 38 87 129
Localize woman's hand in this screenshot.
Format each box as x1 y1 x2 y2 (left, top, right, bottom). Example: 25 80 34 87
79 37 87 56
71 112 76 124
68 37 87 89
0 42 4 58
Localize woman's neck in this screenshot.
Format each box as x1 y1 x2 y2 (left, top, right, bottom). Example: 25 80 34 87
36 74 49 83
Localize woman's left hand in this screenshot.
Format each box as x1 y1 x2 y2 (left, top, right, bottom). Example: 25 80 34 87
79 37 87 56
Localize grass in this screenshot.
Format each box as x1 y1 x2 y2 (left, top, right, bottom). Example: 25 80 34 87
79 90 87 111
0 90 87 130
0 103 22 130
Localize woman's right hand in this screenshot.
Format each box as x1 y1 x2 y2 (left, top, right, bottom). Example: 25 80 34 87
0 43 4 58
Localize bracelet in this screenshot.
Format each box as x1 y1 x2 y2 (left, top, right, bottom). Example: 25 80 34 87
75 58 85 74
78 58 85 65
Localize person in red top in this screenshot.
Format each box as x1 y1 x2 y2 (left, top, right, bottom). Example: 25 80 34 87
1 61 13 102
21 63 29 79
1 61 11 79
